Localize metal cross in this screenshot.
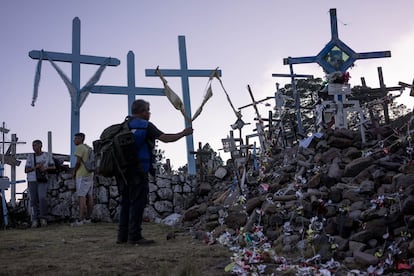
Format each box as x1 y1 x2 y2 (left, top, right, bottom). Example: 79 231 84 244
284 8 391 73
29 17 120 166
145 36 222 175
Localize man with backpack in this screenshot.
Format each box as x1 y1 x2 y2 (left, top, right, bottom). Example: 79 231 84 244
72 132 94 226
116 99 193 245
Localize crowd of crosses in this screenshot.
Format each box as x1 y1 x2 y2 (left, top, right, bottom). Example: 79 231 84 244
23 9 414 187
0 7 410 228
218 8 413 188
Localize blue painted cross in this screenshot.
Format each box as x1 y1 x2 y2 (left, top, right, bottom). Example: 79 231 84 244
284 8 391 73
28 17 120 166
145 36 222 175
91 51 165 114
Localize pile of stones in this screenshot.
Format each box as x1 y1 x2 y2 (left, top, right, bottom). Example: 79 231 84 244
179 124 414 274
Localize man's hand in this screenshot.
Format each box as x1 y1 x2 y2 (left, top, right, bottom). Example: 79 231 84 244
159 127 194 143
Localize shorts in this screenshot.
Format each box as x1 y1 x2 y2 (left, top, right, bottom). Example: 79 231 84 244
76 175 94 197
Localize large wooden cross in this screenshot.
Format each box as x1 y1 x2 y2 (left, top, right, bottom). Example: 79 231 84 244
145 36 222 175
91 51 165 114
29 17 120 165
284 8 391 73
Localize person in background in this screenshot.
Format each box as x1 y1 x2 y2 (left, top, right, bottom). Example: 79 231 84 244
116 99 193 245
25 139 56 228
71 132 94 226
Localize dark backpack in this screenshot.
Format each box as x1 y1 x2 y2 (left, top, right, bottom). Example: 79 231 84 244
82 146 95 172
93 117 139 178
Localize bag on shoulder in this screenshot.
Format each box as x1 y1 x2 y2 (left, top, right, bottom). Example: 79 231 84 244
82 146 95 172
33 154 48 183
93 117 139 178
36 168 48 183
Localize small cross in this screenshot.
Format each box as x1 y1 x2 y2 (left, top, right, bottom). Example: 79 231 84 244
284 9 391 73
145 36 222 175
246 85 267 151
327 83 352 129
358 67 406 124
272 68 313 134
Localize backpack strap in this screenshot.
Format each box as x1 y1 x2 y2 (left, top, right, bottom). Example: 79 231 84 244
115 116 147 183
79 144 90 163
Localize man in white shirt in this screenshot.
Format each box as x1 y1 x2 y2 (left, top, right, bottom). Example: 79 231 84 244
25 139 55 228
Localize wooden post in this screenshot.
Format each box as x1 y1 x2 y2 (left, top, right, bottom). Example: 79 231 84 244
378 67 393 124
272 72 313 135
10 134 17 206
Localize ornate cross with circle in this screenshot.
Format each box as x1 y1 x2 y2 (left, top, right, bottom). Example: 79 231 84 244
284 8 391 73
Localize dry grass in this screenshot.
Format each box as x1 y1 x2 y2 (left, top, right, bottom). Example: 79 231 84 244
0 222 232 276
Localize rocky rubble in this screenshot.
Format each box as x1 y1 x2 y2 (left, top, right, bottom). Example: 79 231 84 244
179 126 414 275
5 117 414 275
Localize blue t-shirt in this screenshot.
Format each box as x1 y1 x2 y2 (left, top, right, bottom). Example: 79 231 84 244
128 118 163 172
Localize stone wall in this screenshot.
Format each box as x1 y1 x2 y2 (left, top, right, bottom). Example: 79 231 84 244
44 171 198 223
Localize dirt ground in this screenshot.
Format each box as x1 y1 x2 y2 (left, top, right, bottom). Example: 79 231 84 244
0 222 233 276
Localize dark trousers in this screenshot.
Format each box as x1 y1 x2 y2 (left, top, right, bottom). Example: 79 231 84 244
28 181 48 221
117 170 149 242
